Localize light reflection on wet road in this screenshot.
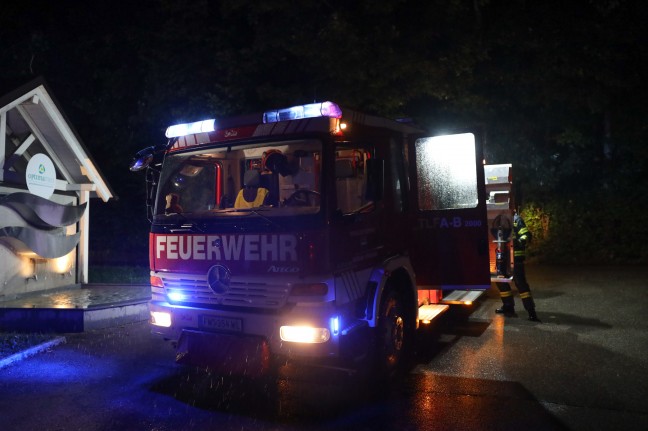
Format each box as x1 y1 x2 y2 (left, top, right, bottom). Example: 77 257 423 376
0 265 647 430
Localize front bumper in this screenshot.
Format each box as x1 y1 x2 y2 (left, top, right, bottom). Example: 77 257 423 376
149 300 342 363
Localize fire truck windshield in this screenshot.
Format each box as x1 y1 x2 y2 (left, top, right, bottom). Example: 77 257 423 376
154 139 322 219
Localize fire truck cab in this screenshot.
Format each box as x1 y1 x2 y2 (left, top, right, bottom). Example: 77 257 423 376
131 101 491 378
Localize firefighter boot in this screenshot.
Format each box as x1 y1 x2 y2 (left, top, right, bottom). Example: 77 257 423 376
520 292 540 322
495 285 516 316
527 309 541 322
495 305 516 316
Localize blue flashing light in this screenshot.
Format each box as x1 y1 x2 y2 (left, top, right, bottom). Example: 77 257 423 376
331 316 340 336
167 291 185 302
263 101 342 123
165 119 216 138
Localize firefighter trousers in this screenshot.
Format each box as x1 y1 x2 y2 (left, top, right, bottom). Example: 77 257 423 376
496 260 536 312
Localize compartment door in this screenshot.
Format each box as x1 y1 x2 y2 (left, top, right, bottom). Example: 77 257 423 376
408 133 490 290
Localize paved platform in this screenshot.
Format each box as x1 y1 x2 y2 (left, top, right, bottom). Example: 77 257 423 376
0 284 151 333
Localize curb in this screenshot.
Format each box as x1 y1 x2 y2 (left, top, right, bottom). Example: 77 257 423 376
0 336 67 370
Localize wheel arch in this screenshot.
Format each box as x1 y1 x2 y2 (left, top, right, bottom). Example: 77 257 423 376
366 255 418 328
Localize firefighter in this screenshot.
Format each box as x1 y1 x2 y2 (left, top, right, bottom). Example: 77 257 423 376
234 169 270 209
495 212 540 322
165 193 183 214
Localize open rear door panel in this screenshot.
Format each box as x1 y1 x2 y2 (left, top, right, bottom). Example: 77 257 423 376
408 132 490 291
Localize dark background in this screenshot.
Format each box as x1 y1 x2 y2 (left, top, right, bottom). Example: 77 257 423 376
1 0 646 267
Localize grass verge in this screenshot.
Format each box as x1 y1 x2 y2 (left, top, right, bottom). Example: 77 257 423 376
88 265 149 284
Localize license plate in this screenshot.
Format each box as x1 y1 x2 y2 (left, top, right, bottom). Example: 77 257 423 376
201 315 243 333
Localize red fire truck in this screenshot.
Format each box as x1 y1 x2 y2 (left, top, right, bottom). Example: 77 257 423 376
130 101 491 379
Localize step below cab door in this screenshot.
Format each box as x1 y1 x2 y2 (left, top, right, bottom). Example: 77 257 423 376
408 132 490 291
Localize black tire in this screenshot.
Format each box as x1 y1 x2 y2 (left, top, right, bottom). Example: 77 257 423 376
372 287 414 382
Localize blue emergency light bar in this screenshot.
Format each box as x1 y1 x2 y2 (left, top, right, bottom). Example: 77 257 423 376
263 101 342 123
164 101 342 138
165 119 216 138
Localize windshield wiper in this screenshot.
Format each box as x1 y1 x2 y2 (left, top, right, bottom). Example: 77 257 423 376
163 212 205 233
220 207 284 230
249 209 284 230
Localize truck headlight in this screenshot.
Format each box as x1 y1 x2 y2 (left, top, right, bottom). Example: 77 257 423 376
280 325 330 343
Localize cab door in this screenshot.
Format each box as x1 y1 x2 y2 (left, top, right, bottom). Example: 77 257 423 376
408 132 490 291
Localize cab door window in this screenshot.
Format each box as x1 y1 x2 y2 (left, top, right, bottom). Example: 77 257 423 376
335 145 373 214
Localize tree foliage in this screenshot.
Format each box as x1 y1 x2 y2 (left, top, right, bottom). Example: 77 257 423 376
1 0 646 263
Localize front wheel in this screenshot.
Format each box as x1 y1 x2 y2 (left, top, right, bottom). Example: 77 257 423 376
373 287 414 381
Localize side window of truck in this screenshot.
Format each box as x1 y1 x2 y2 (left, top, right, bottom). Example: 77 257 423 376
335 146 373 214
415 134 479 210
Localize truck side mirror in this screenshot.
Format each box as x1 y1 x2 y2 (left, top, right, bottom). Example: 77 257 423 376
130 143 170 172
130 147 156 172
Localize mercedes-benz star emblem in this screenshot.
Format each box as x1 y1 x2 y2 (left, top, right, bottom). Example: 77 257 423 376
207 265 231 295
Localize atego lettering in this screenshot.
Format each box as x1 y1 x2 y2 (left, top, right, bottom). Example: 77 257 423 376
155 234 297 262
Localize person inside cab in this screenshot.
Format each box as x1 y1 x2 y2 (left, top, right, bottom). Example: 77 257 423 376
165 193 183 214
234 169 270 208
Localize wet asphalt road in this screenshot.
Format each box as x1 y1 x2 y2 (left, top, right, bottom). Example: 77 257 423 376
0 265 646 431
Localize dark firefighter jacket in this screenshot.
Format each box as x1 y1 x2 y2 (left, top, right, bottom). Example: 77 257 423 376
513 214 531 260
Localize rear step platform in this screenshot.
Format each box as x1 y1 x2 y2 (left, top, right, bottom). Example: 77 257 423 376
441 290 484 305
418 304 449 323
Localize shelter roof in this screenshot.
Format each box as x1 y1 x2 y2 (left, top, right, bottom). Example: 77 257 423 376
0 77 113 202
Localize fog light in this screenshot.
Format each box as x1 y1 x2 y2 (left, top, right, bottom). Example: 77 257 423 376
280 325 330 343
151 311 172 328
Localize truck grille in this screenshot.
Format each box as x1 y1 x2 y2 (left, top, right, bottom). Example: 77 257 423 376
160 273 290 309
